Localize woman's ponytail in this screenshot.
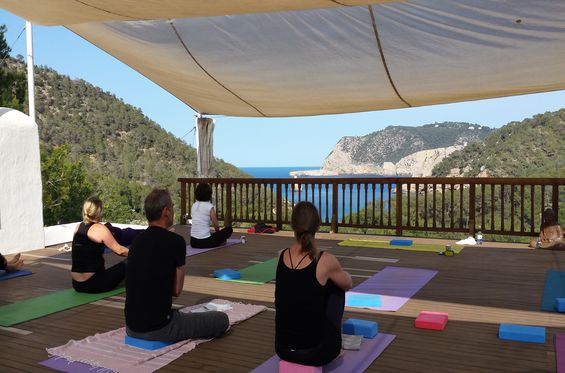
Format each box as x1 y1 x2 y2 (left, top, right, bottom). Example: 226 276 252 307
291 202 321 260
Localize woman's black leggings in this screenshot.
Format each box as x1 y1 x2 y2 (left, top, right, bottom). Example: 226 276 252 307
72 260 126 293
190 227 233 248
275 281 345 367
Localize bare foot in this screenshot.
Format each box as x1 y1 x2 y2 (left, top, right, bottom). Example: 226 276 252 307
6 259 23 272
8 253 21 264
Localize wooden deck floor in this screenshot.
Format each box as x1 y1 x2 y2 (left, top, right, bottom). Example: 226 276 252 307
1 227 564 372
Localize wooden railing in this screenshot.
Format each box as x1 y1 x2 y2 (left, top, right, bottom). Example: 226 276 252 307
178 177 565 238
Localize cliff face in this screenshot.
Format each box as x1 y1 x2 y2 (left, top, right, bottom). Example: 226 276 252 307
320 122 491 176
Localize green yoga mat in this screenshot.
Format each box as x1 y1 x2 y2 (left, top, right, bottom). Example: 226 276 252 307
338 239 464 254
224 258 278 284
0 287 125 326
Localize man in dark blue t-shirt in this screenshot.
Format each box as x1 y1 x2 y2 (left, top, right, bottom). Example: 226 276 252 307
125 188 229 341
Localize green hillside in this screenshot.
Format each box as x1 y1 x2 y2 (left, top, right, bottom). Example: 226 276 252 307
1 26 246 224
433 109 565 177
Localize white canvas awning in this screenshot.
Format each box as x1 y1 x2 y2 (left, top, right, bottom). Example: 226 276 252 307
2 0 565 117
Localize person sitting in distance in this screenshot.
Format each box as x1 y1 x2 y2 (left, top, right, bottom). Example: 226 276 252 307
0 252 24 272
530 208 565 250
190 183 233 248
71 197 128 293
125 188 229 342
275 201 353 367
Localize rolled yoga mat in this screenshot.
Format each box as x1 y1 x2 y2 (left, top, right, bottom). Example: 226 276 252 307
0 270 32 281
186 238 241 256
338 239 464 254
221 257 278 284
251 333 396 373
556 333 565 373
347 266 438 311
0 287 125 326
541 271 565 312
40 356 112 373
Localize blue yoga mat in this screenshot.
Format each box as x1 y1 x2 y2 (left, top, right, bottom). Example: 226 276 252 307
0 270 32 281
541 271 565 312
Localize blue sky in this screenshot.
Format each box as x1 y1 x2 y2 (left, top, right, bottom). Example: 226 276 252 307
2 9 565 168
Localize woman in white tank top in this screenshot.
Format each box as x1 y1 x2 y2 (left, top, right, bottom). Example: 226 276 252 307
190 183 233 248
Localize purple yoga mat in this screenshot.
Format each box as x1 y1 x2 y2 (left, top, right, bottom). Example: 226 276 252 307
348 266 437 311
186 238 240 256
251 333 396 373
40 356 115 373
557 333 565 373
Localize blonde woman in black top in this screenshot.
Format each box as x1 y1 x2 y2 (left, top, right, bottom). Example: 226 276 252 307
71 197 128 293
275 201 352 367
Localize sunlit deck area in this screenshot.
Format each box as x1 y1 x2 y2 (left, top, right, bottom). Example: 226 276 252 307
1 227 563 373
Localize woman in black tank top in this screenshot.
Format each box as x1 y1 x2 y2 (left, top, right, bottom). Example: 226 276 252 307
275 202 353 367
71 197 129 293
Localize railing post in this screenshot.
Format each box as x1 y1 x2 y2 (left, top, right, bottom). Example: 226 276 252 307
276 183 283 230
469 183 476 236
224 183 232 227
331 182 339 233
395 182 403 236
180 180 187 225
553 183 559 216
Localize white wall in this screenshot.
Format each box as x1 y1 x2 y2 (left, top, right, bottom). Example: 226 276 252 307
0 108 44 254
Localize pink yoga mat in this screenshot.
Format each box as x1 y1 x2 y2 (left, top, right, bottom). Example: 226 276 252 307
45 300 266 373
348 266 437 311
251 333 396 373
557 333 565 373
186 238 240 256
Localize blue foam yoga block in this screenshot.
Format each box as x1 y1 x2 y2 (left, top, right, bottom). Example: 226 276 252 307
213 268 241 280
389 239 413 246
557 298 565 312
124 335 175 350
346 292 382 308
342 318 378 339
498 323 545 343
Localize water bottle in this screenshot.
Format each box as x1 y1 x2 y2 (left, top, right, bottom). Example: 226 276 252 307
476 231 483 245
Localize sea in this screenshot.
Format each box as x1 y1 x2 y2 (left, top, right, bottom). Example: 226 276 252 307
238 166 390 220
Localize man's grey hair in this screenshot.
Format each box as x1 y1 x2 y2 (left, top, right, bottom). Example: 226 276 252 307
144 188 172 222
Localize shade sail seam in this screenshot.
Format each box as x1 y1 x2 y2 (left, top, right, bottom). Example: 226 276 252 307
72 0 137 21
169 22 267 117
368 5 412 108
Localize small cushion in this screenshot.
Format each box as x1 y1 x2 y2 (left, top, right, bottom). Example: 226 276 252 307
389 239 413 246
124 335 174 350
342 318 378 339
498 323 545 343
279 360 322 373
342 334 363 350
213 268 241 280
415 311 449 331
